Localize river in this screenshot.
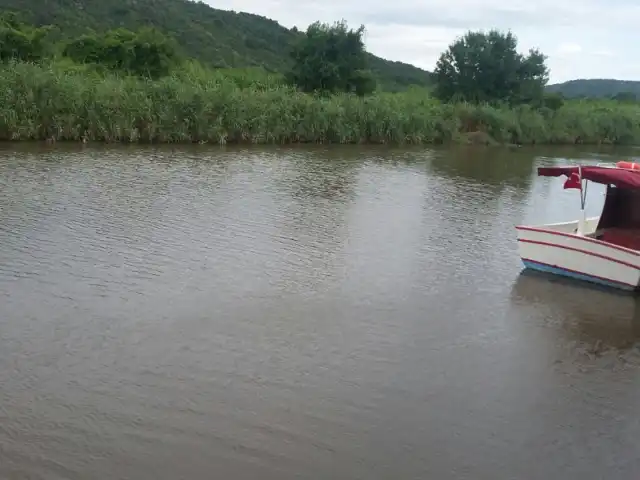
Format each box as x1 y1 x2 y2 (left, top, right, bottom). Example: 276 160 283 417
1 144 640 479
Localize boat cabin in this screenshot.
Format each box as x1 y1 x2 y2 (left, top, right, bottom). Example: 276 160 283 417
538 164 640 252
594 184 640 250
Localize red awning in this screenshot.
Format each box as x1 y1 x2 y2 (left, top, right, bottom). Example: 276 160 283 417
538 166 640 189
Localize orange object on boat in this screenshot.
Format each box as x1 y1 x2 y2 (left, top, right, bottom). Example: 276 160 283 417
616 161 640 170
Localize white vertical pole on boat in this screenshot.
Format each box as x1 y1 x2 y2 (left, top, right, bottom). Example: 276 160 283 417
577 165 586 236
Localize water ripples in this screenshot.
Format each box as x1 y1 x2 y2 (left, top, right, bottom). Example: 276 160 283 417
2 145 640 479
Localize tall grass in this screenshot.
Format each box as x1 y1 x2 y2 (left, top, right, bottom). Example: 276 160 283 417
2 60 640 145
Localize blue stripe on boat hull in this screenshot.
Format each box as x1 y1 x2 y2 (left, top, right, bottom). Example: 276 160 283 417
521 259 637 291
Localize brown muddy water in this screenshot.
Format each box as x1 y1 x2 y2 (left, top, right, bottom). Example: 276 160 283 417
1 144 640 479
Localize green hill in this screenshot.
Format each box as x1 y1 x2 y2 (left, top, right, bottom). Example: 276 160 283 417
0 0 431 91
547 79 640 99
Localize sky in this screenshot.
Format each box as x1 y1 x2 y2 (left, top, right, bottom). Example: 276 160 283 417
204 0 639 84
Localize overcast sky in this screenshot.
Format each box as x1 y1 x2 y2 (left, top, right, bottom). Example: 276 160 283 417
204 0 637 84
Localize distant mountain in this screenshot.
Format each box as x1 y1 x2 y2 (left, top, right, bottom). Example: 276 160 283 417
546 79 640 99
0 0 431 91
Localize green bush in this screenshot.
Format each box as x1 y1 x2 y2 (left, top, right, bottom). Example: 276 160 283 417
62 27 181 79
3 60 640 145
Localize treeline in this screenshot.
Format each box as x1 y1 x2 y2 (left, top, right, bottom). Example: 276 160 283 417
0 0 432 90
562 92 640 103
546 79 640 100
2 13 640 146
0 13 182 79
0 14 378 93
2 60 639 146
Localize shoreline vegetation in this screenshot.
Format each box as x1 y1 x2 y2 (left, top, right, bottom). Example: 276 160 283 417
6 60 640 146
2 14 640 146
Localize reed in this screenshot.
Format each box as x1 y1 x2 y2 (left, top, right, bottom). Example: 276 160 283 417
2 60 640 145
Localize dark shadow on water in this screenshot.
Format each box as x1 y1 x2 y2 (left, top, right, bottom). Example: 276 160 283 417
515 268 639 297
429 145 640 193
427 146 537 201
510 269 640 351
2 141 640 159
540 144 640 163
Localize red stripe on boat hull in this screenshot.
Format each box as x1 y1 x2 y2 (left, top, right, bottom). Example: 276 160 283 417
515 225 640 256
517 238 640 270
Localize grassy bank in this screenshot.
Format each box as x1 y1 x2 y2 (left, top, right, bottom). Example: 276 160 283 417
2 60 640 145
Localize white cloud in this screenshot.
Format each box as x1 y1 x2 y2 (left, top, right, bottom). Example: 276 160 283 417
556 43 582 56
592 49 615 57
206 0 639 83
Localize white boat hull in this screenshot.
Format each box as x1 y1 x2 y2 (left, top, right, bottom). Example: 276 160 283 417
516 217 640 291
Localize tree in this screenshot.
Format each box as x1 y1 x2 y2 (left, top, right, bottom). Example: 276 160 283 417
612 92 637 103
432 29 549 105
542 92 564 111
0 12 51 62
63 27 181 78
288 20 376 96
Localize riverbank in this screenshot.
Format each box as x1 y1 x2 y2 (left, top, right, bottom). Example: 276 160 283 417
3 60 640 145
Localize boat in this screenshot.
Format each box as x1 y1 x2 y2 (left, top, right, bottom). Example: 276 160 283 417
515 161 640 291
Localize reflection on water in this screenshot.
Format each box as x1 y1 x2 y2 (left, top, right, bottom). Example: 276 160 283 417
430 146 537 189
511 270 640 352
2 144 640 480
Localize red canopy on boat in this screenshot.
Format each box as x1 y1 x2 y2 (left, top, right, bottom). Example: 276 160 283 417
538 166 640 189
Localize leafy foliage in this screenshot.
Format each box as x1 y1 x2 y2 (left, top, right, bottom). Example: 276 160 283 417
289 21 375 96
2 59 640 146
612 92 637 103
542 92 565 111
368 57 431 92
0 0 431 91
433 30 549 105
62 27 181 79
1 3 637 146
0 12 50 62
